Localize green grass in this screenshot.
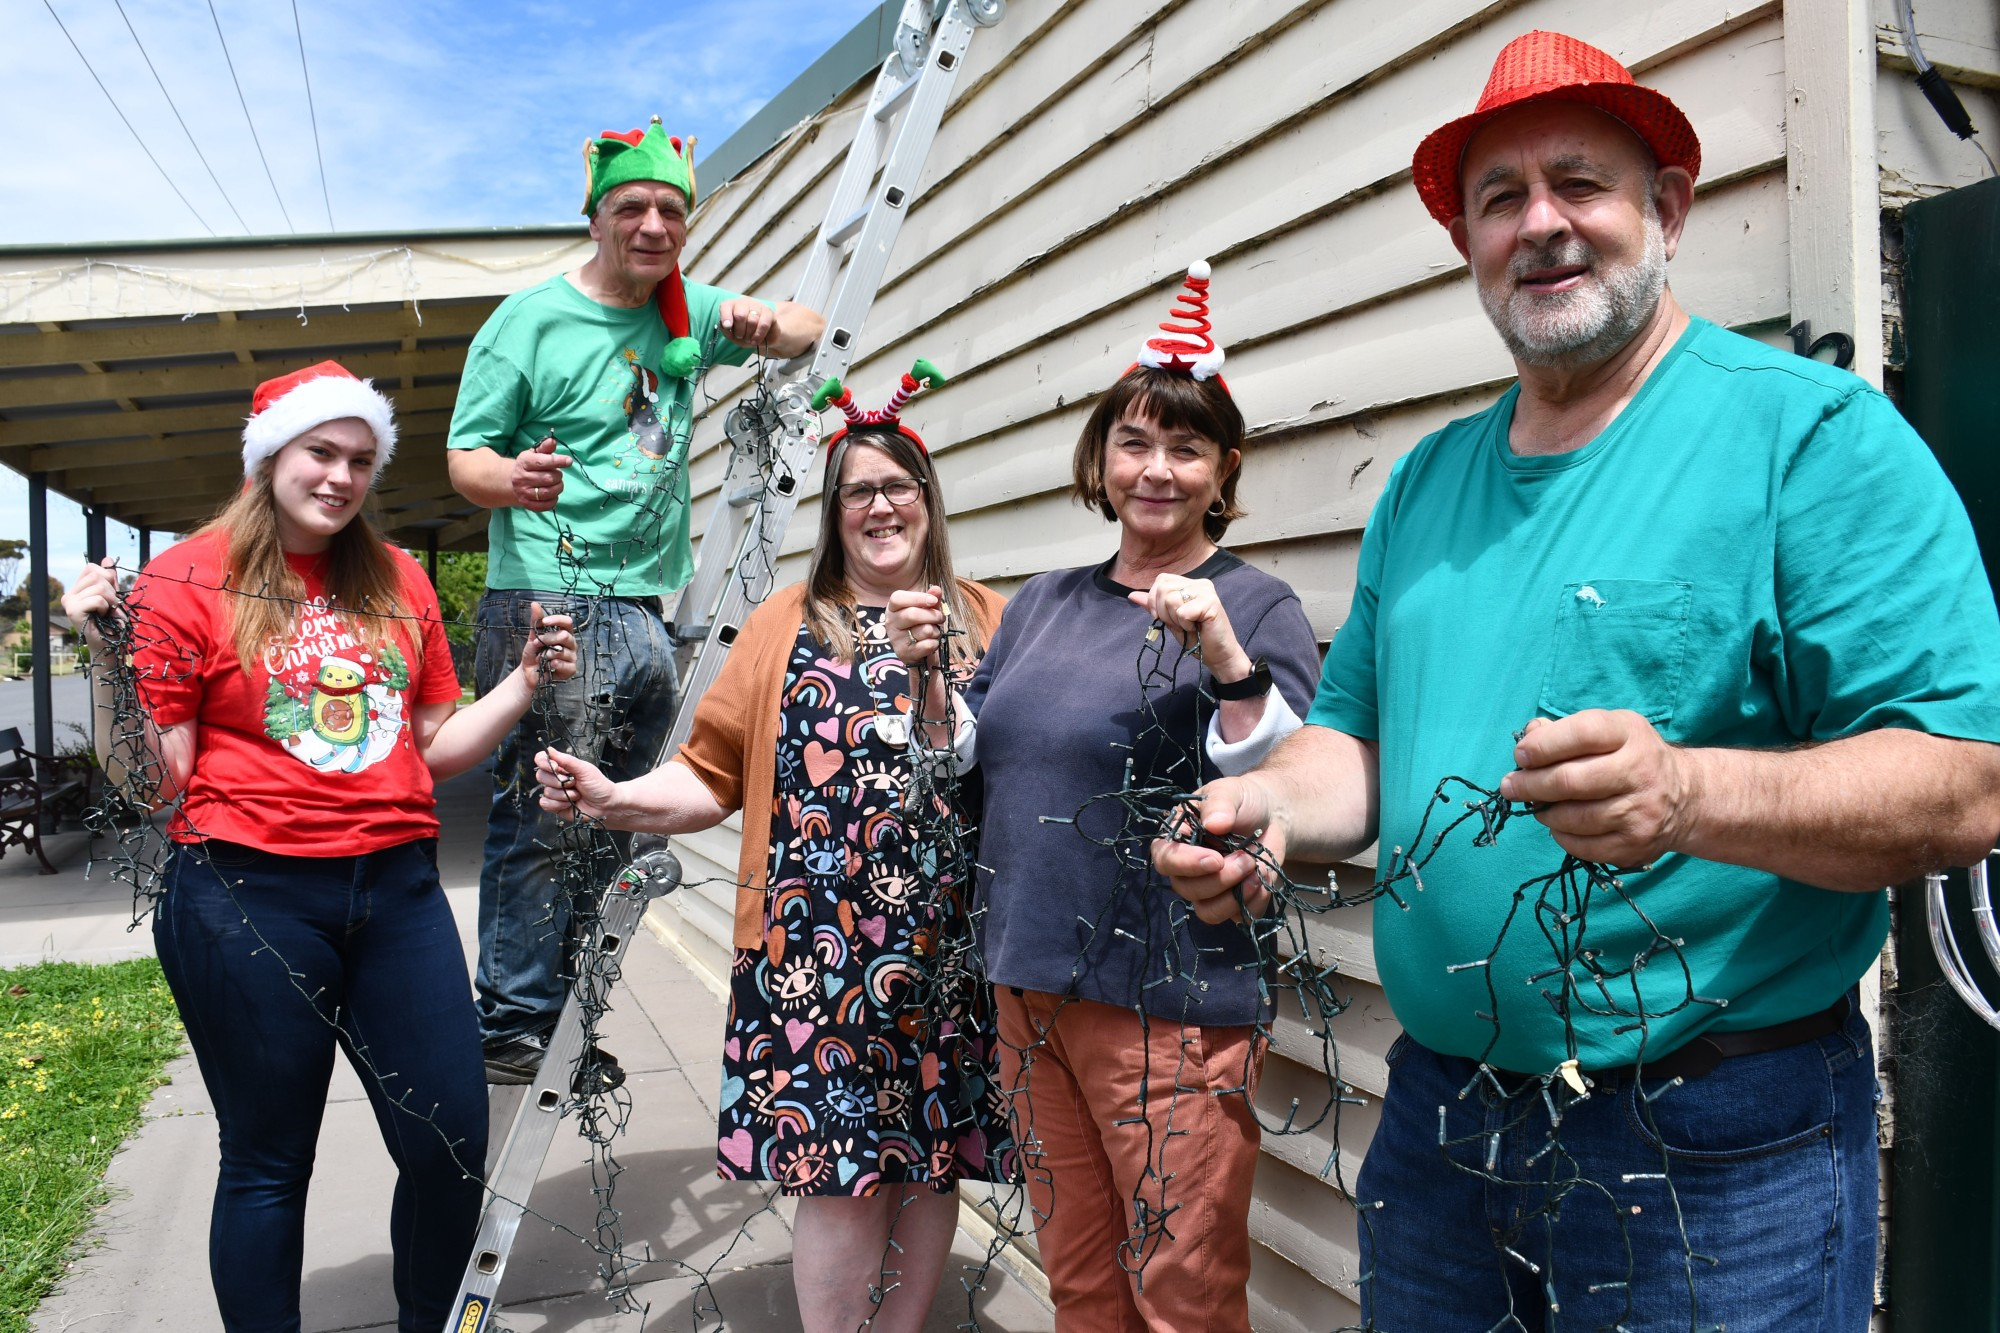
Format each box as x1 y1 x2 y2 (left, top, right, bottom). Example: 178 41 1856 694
0 959 184 1333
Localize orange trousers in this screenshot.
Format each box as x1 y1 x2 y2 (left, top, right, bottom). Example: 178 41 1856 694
994 986 1264 1333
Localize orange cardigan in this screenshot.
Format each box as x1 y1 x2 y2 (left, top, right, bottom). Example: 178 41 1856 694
672 579 1009 949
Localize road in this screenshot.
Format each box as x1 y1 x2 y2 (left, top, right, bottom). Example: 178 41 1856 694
0 673 94 747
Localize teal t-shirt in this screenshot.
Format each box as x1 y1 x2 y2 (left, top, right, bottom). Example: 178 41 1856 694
1309 318 2000 1072
447 274 759 597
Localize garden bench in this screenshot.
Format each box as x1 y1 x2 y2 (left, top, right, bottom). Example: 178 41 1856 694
0 726 88 874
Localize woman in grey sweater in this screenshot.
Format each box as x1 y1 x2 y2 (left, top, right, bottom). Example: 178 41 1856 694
888 264 1320 1332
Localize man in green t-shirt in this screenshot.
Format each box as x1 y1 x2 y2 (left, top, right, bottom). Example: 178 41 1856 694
1157 32 2000 1332
448 120 823 1084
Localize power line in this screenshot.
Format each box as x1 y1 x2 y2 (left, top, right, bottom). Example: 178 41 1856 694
112 0 252 236
206 0 296 234
290 0 335 231
39 0 217 237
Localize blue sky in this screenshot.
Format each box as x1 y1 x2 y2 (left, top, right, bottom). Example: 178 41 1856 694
0 0 882 586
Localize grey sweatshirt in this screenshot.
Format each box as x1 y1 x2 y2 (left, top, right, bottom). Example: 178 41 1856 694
964 549 1321 1025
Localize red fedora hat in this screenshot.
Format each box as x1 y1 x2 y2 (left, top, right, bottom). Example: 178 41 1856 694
1411 30 1701 227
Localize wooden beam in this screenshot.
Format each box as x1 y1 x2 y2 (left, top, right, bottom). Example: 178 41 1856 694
108 469 457 531
216 310 256 365
21 430 237 473
35 428 456 479
435 508 491 546
116 498 230 530
372 472 462 509
376 495 480 529
0 302 494 371
1785 0 1883 384
85 453 438 506
34 321 107 376
33 432 241 471
2 390 461 449
85 471 243 506
0 346 472 410
50 451 246 492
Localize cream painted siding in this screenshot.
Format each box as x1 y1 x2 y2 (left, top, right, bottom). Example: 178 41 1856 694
1876 0 2000 209
645 0 1971 1325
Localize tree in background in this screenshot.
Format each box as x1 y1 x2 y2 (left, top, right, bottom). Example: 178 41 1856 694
0 538 24 600
415 550 487 687
0 575 65 629
429 552 486 645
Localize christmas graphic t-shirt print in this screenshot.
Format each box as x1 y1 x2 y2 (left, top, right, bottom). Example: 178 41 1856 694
623 356 670 459
259 596 412 775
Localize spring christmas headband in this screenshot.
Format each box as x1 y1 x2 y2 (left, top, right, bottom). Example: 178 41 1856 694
811 358 947 464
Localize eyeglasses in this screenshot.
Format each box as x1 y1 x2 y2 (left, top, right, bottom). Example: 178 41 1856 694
833 477 925 509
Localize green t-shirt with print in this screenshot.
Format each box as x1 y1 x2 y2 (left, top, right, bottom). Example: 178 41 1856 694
1308 318 2000 1073
447 273 761 597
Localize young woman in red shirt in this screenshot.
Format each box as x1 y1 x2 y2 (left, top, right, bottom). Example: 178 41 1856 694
62 362 575 1333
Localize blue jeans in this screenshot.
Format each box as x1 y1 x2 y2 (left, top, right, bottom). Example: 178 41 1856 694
471 589 679 1045
1356 1003 1879 1331
154 838 487 1333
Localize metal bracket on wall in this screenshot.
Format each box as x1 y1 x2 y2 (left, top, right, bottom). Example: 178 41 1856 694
1787 319 1856 369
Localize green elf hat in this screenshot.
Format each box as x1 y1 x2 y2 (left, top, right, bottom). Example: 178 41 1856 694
582 117 704 379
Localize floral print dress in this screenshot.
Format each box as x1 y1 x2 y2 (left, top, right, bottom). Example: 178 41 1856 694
716 609 1013 1195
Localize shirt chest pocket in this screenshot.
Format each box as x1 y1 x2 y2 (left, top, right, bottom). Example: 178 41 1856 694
1539 578 1692 727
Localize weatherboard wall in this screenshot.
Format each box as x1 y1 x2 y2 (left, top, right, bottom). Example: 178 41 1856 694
647 0 1998 1326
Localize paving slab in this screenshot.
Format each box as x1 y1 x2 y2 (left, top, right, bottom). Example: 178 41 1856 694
20 764 1053 1333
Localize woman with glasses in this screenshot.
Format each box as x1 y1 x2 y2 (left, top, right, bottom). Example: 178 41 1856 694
532 362 1012 1333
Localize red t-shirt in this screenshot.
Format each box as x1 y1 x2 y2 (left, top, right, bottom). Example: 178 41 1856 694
129 530 462 854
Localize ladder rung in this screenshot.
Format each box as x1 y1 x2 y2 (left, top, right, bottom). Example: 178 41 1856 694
669 622 709 645
726 481 765 506
768 350 813 379
874 70 921 121
825 204 870 248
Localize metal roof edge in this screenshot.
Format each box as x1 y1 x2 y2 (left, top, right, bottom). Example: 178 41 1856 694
0 224 591 261
697 2 897 188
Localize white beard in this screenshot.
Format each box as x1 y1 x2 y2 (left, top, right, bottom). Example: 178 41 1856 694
1478 212 1669 369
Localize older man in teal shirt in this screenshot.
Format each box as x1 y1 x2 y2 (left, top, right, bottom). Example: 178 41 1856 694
1158 32 2000 1332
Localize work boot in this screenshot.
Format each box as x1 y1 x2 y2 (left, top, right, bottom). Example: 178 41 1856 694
483 1030 625 1092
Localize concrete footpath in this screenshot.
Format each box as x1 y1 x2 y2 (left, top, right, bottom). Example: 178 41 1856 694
9 765 1052 1332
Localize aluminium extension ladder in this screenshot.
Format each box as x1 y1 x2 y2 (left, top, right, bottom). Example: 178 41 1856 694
446 3 1006 1327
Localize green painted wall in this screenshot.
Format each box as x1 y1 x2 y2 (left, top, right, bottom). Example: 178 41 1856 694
1890 174 2000 1332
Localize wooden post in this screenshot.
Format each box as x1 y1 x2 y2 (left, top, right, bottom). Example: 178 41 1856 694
426 527 439 584
1784 0 1883 386
138 526 152 568
84 506 106 565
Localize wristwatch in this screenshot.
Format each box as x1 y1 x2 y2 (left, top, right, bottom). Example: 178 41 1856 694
1212 655 1272 701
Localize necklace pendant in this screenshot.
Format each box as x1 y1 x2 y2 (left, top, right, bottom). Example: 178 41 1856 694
876 712 911 748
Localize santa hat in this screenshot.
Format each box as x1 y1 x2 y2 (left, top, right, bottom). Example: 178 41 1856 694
1133 262 1227 386
242 361 397 480
810 358 946 463
583 117 704 379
